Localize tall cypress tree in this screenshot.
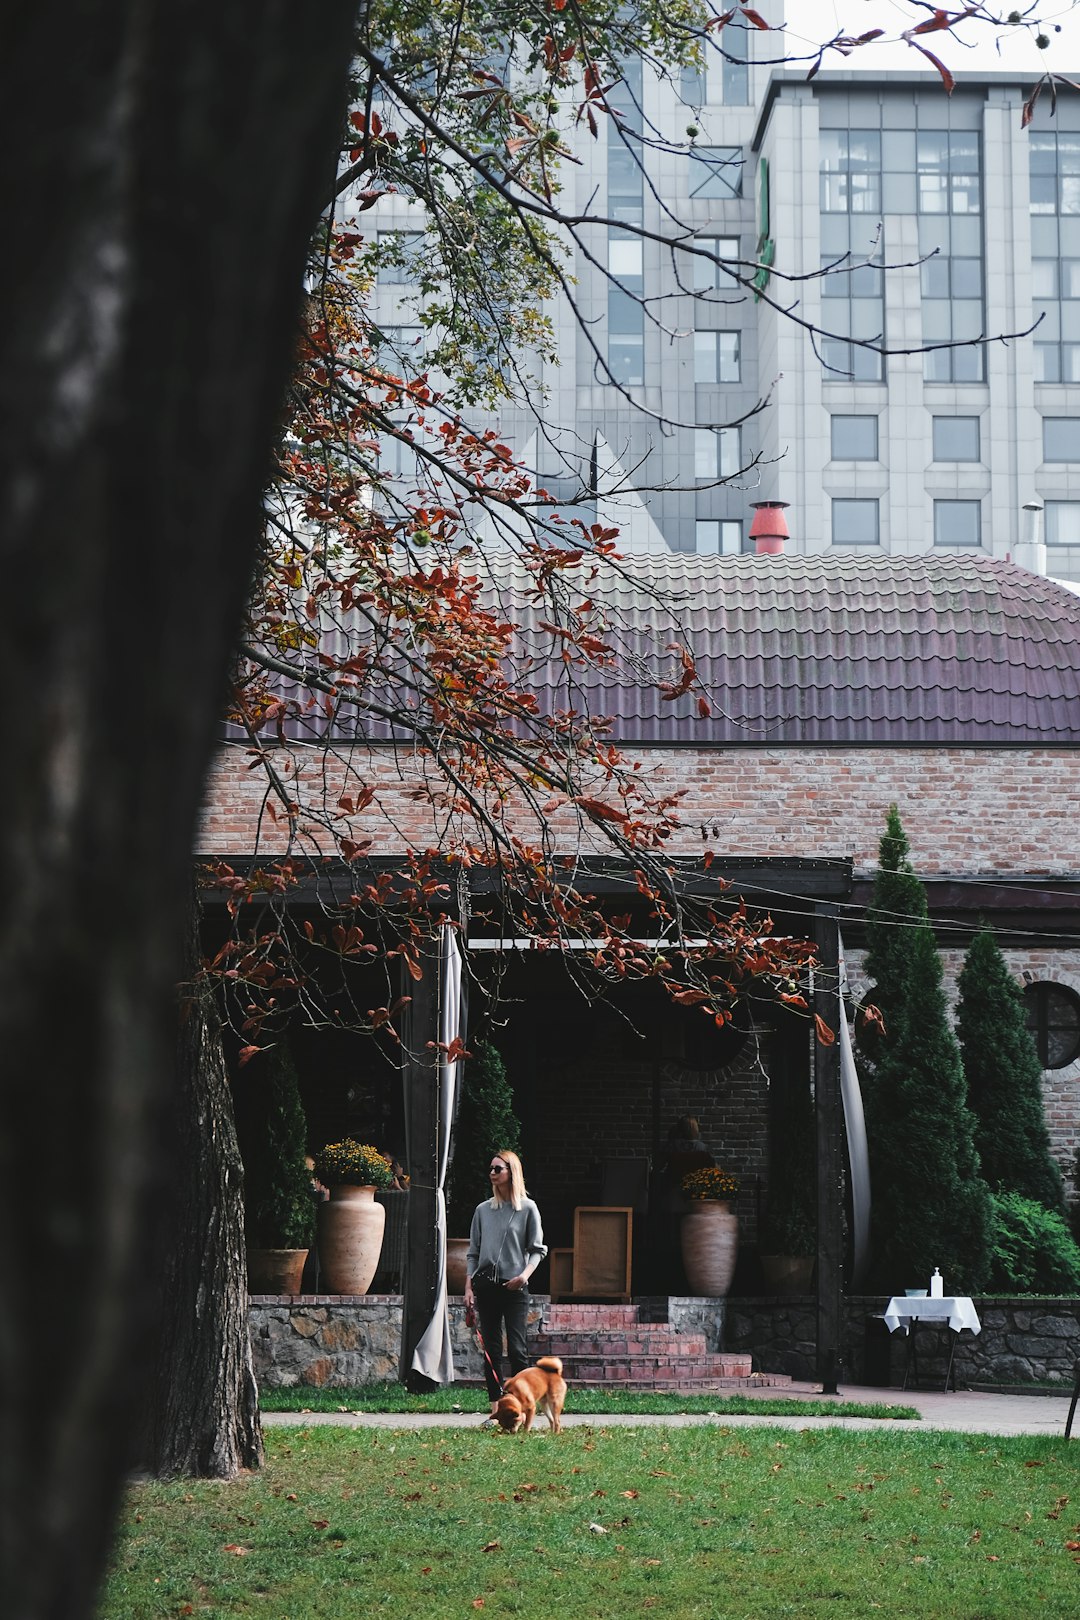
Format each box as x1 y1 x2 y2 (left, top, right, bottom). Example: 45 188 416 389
956 928 1065 1214
860 806 992 1292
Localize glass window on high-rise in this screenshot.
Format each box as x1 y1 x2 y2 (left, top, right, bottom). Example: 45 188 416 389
831 499 880 546
934 499 983 547
933 416 981 461
1030 134 1080 383
680 19 749 107
820 253 885 381
694 427 742 480
688 147 744 200
820 131 882 214
608 287 644 385
694 330 740 384
1045 500 1080 579
606 73 645 388
916 134 984 382
830 416 879 460
376 231 424 284
917 133 981 215
688 236 742 291
1043 417 1080 461
819 134 885 380
695 519 743 554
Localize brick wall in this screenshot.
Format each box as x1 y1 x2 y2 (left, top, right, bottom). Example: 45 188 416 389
201 743 1080 875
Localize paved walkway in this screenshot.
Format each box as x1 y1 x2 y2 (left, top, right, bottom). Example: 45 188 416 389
263 1384 1078 1438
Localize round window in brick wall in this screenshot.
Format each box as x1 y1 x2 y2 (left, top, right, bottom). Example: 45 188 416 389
1023 981 1080 1069
676 1000 749 1071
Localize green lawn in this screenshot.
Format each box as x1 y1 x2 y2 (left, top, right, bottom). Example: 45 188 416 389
259 1381 919 1422
100 1425 1080 1618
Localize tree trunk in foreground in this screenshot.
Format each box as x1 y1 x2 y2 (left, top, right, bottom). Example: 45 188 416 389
0 6 355 1617
140 917 263 1477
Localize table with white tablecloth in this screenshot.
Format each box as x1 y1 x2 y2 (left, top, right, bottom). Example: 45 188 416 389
882 1296 982 1390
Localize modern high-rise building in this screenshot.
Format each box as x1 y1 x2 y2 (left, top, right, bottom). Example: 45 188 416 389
370 4 1080 573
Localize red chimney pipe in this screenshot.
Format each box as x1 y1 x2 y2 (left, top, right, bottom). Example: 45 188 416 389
749 500 789 555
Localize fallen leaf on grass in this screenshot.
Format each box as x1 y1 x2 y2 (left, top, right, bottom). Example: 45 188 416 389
310 1520 329 1530
285 1494 298 1503
472 1601 485 1610
222 1545 249 1556
482 1541 501 1553
986 1554 1001 1562
1024 1460 1045 1468
589 1522 608 1534
517 1482 537 1492
1065 1540 1080 1552
591 1489 606 1498
421 1567 432 1574
644 1558 661 1567
620 1490 639 1499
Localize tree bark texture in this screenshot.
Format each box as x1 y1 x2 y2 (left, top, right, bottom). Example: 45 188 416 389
140 919 263 1478
0 6 355 1617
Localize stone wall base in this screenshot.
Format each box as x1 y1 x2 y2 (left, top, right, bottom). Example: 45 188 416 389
249 1294 1080 1389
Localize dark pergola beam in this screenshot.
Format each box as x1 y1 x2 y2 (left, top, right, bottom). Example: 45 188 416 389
813 904 843 1395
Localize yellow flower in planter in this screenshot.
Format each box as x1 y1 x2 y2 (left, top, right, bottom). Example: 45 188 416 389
681 1167 740 1201
313 1139 394 1189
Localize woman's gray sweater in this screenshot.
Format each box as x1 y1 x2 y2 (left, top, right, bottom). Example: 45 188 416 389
466 1197 547 1282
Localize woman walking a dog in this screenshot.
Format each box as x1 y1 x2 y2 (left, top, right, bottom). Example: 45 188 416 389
464 1149 547 1422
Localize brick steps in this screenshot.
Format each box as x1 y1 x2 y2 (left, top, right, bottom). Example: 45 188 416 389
526 1301 784 1392
538 1333 711 1358
538 1354 760 1382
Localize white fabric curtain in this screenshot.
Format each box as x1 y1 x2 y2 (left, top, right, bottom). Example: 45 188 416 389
409 925 465 1384
838 932 871 1286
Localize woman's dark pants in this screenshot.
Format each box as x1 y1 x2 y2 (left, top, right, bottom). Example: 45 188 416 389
475 1282 530 1402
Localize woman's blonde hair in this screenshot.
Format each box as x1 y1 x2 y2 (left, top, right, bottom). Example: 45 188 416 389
489 1148 527 1211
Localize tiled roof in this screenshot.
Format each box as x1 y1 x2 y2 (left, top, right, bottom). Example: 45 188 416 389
486 552 1080 747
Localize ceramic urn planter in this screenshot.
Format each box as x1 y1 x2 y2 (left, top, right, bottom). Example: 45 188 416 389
246 1247 308 1296
317 1184 386 1295
445 1236 470 1295
680 1199 739 1298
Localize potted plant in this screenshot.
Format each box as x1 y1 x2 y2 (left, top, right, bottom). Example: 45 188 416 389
313 1139 394 1295
679 1167 740 1297
240 1044 316 1295
759 1191 817 1295
445 1041 521 1292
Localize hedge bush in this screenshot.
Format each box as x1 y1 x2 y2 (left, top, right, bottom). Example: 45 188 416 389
987 1191 1080 1294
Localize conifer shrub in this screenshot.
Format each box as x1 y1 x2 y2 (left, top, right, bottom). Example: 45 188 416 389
240 1043 316 1250
956 928 1065 1213
986 1191 1080 1293
446 1040 521 1236
859 805 991 1292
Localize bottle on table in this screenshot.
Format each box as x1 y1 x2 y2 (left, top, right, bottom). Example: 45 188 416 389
930 1267 943 1298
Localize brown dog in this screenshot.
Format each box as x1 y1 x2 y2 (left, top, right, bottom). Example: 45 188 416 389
494 1356 567 1434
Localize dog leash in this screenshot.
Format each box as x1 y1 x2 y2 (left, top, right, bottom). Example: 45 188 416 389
466 1298 504 1395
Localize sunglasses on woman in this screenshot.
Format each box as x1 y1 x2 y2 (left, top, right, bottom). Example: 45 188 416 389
489 1163 507 1174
